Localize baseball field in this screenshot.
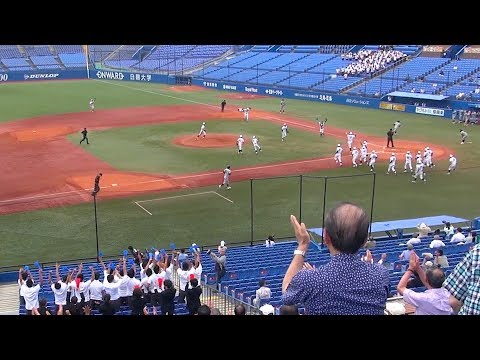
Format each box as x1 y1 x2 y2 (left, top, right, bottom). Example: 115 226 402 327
0 79 477 268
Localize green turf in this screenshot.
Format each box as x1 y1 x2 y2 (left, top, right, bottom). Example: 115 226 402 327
0 79 477 268
67 120 339 174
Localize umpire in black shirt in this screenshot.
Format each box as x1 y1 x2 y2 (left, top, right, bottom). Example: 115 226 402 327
80 128 89 144
387 128 394 148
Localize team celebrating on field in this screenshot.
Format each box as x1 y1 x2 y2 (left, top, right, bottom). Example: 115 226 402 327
198 105 462 189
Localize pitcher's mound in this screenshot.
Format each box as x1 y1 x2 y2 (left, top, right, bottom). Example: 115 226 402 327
173 133 249 148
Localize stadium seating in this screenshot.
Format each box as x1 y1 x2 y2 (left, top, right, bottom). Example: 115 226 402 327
24 46 53 56
89 45 121 62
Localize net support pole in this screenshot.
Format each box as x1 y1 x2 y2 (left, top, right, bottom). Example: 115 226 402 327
369 172 376 237
250 179 254 246
321 177 328 247
85 45 90 79
299 175 303 223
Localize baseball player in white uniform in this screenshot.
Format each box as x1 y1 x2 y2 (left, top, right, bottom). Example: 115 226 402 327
404 151 413 173
359 143 368 165
197 122 206 138
412 156 426 183
238 107 251 122
89 98 95 112
387 153 397 175
346 131 356 151
219 165 232 189
393 121 401 135
237 135 245 154
252 136 262 154
368 150 378 172
415 150 422 164
318 117 327 136
447 154 457 174
334 144 343 166
281 123 288 142
351 147 359 167
423 147 434 168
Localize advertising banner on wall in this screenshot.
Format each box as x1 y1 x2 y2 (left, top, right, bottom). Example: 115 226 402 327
90 70 168 83
0 70 87 82
415 107 445 116
379 102 406 111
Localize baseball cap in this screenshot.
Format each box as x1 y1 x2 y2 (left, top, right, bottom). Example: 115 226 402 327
220 241 225 247
259 303 275 315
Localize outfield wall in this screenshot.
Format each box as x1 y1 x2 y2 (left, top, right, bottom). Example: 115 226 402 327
0 68 454 119
88 70 454 119
0 69 87 82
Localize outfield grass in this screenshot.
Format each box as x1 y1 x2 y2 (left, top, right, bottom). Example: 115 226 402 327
67 120 339 174
0 79 477 268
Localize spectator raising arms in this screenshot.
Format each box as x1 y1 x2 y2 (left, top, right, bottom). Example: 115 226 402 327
282 202 390 315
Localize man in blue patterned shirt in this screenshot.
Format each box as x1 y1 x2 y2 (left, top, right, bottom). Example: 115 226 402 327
443 243 480 315
282 202 390 315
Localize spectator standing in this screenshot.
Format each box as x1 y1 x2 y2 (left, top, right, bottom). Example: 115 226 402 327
218 240 227 253
21 266 44 315
159 279 176 315
207 247 227 290
252 279 272 307
186 277 202 315
129 287 148 315
281 202 390 315
265 235 276 247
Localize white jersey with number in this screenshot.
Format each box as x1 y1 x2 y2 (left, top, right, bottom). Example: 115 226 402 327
346 133 356 145
252 138 261 151
237 137 245 150
449 156 457 170
223 168 231 181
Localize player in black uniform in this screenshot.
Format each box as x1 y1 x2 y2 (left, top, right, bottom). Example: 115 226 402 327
221 99 226 112
80 128 89 144
92 173 102 196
